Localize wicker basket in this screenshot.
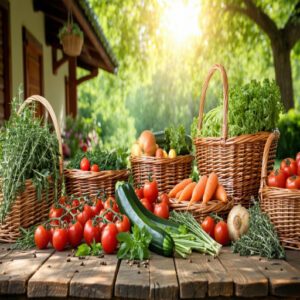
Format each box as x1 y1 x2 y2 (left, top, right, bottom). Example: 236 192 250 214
170 199 233 224
0 96 63 242
61 34 83 57
64 169 129 197
194 64 278 207
260 131 300 250
130 155 194 193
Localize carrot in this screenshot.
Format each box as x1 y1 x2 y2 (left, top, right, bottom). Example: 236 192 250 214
214 184 228 203
168 178 192 198
203 172 219 204
175 190 183 199
178 182 197 202
188 175 208 207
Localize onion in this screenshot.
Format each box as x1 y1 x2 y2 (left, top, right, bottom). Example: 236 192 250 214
227 204 249 241
138 130 156 156
131 142 142 157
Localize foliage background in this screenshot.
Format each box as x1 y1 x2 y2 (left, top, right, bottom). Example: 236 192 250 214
77 0 300 155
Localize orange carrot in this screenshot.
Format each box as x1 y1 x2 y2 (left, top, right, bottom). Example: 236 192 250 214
203 172 219 204
175 190 183 199
179 182 197 202
168 178 192 198
214 184 228 203
188 175 208 207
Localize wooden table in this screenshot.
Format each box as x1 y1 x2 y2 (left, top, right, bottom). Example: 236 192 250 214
0 244 300 299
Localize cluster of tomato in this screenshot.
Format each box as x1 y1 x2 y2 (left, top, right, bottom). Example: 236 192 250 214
34 194 130 254
268 153 300 189
134 179 170 219
80 157 100 172
201 216 230 246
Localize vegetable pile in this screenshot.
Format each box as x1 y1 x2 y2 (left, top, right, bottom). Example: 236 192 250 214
0 92 60 222
192 79 283 138
267 153 300 189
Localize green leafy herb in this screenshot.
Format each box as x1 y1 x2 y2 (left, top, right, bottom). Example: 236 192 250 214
0 88 60 222
117 225 152 260
75 241 103 257
232 201 285 259
192 79 283 138
67 147 128 170
13 226 36 250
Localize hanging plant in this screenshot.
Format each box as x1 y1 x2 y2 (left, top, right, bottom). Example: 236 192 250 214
58 19 84 57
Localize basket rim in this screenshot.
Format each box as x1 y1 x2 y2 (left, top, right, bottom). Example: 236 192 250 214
64 168 129 179
130 154 194 164
260 185 300 196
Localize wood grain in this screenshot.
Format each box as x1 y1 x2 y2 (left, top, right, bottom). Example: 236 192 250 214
69 254 119 299
0 249 53 295
149 254 178 300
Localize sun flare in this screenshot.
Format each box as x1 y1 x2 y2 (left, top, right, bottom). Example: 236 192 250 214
161 0 201 45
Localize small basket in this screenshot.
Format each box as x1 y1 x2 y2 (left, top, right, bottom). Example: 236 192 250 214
260 131 300 250
194 64 278 207
170 199 234 224
61 34 83 57
64 169 129 197
0 96 63 242
130 155 194 193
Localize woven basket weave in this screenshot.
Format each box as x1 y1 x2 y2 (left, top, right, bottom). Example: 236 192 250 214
64 169 129 197
0 96 63 243
61 34 83 57
260 131 300 250
130 155 193 194
194 64 278 207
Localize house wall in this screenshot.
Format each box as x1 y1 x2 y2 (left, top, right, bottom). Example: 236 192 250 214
9 0 67 128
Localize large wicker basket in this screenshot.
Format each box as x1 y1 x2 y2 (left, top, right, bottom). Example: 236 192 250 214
260 131 300 250
0 96 63 242
64 169 129 197
194 64 278 207
130 155 194 193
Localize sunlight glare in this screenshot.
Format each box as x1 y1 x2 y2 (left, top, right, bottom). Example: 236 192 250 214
161 0 201 45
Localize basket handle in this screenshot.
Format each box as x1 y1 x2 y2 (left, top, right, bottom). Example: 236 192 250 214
17 95 63 175
260 130 280 189
197 64 229 140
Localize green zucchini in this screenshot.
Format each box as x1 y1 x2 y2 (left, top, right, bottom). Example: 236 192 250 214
116 183 174 257
123 183 179 232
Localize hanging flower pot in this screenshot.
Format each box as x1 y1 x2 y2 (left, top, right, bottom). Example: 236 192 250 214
58 22 84 57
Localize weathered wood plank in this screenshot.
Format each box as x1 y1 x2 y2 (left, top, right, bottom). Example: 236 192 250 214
286 250 300 272
219 252 268 297
0 244 13 259
69 254 119 299
0 249 53 295
149 254 178 300
249 256 300 297
115 259 150 299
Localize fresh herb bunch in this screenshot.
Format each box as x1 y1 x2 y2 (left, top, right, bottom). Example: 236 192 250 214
0 90 60 222
117 225 152 260
192 79 283 138
67 147 128 170
76 241 103 256
163 125 192 155
13 226 36 250
58 22 83 42
232 201 285 259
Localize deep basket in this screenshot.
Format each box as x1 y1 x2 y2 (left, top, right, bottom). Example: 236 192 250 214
194 64 278 207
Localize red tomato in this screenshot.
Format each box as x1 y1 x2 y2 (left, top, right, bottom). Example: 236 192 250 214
201 216 215 238
83 204 93 220
153 202 169 219
280 158 297 177
80 157 90 171
90 164 100 172
59 196 67 205
101 223 118 254
140 198 153 212
214 221 230 245
76 210 89 226
52 228 68 251
297 160 300 176
34 225 50 249
91 199 103 216
84 220 101 245
296 152 300 162
160 193 169 206
286 176 300 189
135 187 144 199
143 180 159 203
100 209 113 222
267 169 286 188
115 215 131 233
99 221 107 236
49 206 63 219
68 221 83 247
104 197 119 212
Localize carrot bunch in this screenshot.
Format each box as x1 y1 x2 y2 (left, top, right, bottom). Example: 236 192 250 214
168 172 227 205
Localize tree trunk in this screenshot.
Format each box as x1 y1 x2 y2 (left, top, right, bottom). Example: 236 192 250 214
271 37 294 111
